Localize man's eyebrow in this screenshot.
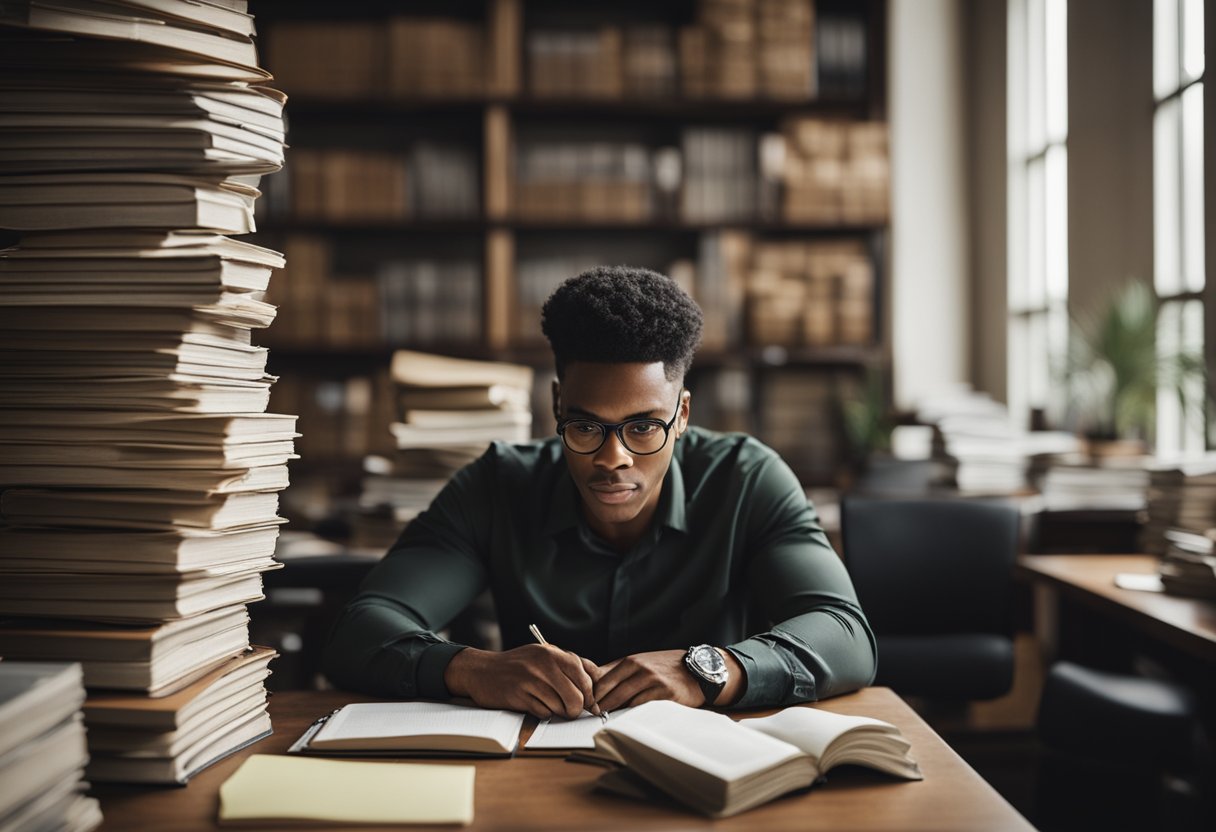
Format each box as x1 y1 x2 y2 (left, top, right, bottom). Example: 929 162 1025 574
565 404 664 421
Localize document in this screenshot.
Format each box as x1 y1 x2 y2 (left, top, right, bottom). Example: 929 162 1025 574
524 707 634 750
218 754 475 825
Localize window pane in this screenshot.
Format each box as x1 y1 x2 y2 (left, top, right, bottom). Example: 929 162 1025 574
1183 0 1204 83
1157 300 1182 453
1181 83 1205 292
1045 0 1068 141
1155 0 1180 99
1009 316 1031 428
1028 312 1050 409
1027 156 1047 306
1008 160 1029 310
1044 145 1068 302
1046 302 1070 424
1027 0 1046 149
1181 299 1205 451
1155 98 1182 295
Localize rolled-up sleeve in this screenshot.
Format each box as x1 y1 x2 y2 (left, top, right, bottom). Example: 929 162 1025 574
725 456 877 708
321 449 496 697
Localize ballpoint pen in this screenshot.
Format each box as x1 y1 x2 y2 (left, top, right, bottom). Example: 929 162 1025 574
529 623 607 722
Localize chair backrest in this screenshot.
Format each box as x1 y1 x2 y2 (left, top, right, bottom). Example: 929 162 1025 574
840 497 1020 637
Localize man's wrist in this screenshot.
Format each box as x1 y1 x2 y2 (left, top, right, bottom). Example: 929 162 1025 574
715 648 746 707
441 645 481 697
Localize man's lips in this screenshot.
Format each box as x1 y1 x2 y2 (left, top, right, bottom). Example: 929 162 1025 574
587 481 640 504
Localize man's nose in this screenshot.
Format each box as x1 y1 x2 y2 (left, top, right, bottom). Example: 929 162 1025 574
593 429 633 468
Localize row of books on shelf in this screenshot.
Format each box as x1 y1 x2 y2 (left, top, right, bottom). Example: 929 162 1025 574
259 233 876 351
259 145 479 223
266 17 485 99
261 119 888 227
0 0 290 804
264 0 865 102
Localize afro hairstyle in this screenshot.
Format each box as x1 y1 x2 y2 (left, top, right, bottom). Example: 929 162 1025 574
540 265 703 381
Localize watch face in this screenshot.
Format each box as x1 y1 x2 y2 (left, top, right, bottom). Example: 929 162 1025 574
691 645 726 679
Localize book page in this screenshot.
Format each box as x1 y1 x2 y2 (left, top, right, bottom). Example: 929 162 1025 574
740 708 921 779
603 701 804 783
219 755 475 825
312 701 525 752
525 707 634 750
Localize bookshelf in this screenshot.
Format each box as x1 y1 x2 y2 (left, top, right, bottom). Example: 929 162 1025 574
251 0 889 517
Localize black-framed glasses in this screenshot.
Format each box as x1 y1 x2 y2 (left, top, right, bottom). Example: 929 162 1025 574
556 391 684 455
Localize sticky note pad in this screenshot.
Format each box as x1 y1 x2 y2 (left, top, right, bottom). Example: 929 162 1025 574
218 754 475 825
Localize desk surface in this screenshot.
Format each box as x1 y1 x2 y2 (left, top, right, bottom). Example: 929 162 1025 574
94 687 1032 832
1016 554 1216 665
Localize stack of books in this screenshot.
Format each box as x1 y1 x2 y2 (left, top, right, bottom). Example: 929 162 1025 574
780 118 890 224
1036 458 1149 512
0 0 287 785
1157 530 1216 599
916 387 1080 494
354 352 533 549
0 662 102 832
681 0 816 100
1142 456 1216 554
742 239 874 347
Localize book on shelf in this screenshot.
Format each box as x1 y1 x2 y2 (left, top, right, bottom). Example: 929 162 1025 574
0 607 253 695
585 700 921 818
0 662 102 832
291 701 527 758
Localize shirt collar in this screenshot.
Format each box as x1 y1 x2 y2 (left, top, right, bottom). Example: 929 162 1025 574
542 452 689 537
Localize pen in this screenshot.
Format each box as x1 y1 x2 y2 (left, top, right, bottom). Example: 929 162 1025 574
528 623 607 722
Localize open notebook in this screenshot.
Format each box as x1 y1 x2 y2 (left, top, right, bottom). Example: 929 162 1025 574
289 701 526 757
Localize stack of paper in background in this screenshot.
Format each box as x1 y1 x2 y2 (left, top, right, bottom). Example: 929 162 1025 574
0 662 101 832
354 351 533 549
0 0 287 785
1156 529 1216 599
1035 459 1149 512
917 386 1080 494
1142 455 1216 555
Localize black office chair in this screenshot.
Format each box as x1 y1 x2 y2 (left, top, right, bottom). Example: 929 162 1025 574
841 497 1019 701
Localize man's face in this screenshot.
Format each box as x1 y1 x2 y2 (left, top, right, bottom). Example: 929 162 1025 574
554 361 689 546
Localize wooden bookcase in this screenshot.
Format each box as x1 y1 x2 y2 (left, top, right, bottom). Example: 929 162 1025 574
250 0 890 517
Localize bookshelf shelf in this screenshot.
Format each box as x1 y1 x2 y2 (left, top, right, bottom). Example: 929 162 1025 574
256 0 891 489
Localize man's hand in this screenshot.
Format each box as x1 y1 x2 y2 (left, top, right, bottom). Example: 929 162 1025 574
593 648 746 711
443 645 600 720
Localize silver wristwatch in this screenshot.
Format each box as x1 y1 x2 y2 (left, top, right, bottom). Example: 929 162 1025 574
684 644 729 706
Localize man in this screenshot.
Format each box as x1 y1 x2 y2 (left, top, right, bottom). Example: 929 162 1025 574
323 266 876 718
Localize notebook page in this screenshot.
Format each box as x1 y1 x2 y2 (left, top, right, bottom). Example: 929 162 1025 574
313 701 525 751
525 707 634 750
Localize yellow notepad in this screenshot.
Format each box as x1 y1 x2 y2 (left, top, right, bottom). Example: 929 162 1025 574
218 754 475 825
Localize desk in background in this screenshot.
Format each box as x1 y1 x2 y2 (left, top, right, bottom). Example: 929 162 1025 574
93 687 1033 832
1016 554 1216 668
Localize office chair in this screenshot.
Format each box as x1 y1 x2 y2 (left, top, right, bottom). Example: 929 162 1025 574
840 497 1019 700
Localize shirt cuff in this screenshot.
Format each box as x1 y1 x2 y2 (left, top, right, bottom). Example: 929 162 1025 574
725 636 816 708
415 641 469 699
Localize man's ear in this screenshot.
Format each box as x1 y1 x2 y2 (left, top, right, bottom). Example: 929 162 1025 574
551 380 561 421
677 388 691 437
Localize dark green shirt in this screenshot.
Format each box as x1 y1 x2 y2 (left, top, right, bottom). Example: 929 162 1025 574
322 426 877 707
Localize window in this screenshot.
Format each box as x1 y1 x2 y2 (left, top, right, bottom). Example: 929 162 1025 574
1154 0 1206 454
1008 0 1068 430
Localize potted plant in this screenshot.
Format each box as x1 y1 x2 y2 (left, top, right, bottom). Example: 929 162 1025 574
1063 280 1208 456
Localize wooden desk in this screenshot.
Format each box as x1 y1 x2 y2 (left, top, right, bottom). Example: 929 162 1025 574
94 687 1033 831
1016 554 1216 666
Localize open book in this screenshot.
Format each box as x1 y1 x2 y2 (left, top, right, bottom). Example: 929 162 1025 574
587 700 922 818
290 701 526 757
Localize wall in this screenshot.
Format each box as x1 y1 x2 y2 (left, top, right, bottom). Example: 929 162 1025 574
888 0 970 410
1066 0 1154 323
